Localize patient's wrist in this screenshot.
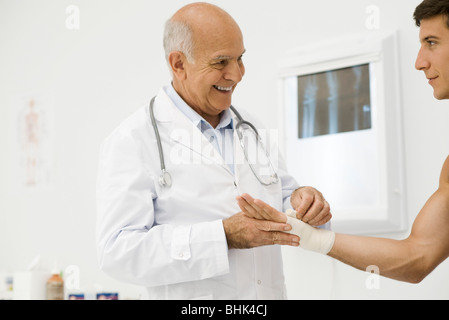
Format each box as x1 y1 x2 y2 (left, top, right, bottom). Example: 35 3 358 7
285 209 335 255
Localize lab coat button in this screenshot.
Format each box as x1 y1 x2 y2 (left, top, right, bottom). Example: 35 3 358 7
257 280 262 285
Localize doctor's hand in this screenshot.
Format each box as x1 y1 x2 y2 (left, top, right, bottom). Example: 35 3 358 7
237 194 287 223
290 187 332 227
222 212 300 249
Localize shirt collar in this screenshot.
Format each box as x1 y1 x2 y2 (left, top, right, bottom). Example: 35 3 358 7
163 84 234 131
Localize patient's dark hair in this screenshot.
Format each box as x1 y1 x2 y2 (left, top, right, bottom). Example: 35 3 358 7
414 0 449 28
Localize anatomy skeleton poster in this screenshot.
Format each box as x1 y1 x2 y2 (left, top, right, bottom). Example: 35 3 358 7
8 92 54 189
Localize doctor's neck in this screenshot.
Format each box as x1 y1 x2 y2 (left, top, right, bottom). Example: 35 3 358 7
171 81 226 129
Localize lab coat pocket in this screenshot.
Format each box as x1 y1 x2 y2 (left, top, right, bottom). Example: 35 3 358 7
171 225 192 261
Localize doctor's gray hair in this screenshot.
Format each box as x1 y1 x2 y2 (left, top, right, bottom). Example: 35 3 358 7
163 19 195 65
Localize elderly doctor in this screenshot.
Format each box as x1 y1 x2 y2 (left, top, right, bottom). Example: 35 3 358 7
96 2 331 300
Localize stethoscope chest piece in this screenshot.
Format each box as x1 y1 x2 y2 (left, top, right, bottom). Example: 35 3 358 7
159 169 172 188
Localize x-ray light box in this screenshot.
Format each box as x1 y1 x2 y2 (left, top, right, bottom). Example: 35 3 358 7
278 31 407 235
297 63 372 139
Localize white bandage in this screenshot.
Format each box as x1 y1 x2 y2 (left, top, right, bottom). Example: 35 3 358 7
285 209 335 255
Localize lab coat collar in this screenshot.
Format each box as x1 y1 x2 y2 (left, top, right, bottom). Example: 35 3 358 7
152 88 175 123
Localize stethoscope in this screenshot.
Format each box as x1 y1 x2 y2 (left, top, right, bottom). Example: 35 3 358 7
149 96 279 188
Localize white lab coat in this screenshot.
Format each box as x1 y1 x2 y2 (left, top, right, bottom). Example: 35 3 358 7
96 88 299 300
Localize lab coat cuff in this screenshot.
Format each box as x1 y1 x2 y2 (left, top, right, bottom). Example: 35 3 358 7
171 225 192 261
190 220 230 277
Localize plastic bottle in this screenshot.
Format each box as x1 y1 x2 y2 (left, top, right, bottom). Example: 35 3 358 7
46 263 64 300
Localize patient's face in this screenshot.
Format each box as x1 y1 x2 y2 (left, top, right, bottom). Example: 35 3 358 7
415 15 449 100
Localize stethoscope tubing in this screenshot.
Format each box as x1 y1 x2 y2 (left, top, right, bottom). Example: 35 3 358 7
149 96 278 187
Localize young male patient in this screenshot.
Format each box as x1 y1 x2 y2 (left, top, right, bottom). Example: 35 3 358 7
237 0 449 284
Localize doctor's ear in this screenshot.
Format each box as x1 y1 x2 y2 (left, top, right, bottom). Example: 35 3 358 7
168 51 187 80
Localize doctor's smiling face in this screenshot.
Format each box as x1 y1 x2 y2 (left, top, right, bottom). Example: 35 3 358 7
415 14 449 100
168 3 246 127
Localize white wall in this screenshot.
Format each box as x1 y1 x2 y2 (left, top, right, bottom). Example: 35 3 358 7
1 0 449 299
